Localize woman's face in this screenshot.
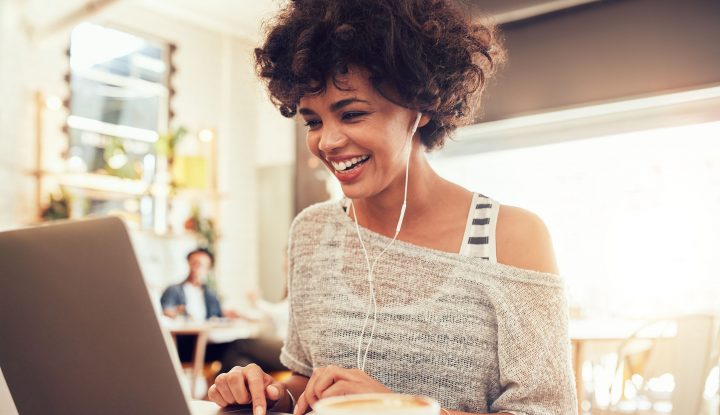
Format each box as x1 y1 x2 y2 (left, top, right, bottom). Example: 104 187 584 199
298 68 425 200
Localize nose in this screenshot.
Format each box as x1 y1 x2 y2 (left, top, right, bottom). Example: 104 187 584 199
318 123 348 155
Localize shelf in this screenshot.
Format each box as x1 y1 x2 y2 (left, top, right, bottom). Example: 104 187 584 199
57 172 149 196
54 173 227 200
73 67 168 96
67 115 159 143
171 188 226 200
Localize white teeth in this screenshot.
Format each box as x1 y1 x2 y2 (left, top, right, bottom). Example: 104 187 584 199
330 155 369 171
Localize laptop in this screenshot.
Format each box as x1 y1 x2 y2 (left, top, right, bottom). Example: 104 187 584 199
0 216 289 415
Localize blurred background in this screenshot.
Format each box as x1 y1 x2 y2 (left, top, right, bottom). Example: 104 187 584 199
1 0 719 413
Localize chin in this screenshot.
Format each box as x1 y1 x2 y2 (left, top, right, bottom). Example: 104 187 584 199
340 187 362 201
339 183 366 201
340 183 384 202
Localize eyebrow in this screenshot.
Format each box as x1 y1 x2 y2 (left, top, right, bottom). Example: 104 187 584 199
298 98 371 116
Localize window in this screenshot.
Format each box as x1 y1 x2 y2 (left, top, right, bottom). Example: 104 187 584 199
431 120 720 317
67 22 169 180
61 22 174 229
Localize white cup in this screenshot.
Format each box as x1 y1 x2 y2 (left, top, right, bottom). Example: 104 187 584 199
313 393 440 415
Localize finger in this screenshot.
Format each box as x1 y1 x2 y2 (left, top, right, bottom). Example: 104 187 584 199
246 367 267 414
313 367 341 400
302 367 323 409
350 368 369 379
215 373 239 405
226 371 249 404
225 367 250 403
319 380 352 399
293 391 308 415
308 365 348 408
207 384 229 407
261 372 276 390
265 381 284 401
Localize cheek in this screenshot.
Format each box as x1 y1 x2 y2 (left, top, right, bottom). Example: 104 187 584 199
306 133 322 158
372 135 404 162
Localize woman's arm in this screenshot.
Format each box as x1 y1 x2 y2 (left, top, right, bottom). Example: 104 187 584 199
496 205 559 274
489 205 577 413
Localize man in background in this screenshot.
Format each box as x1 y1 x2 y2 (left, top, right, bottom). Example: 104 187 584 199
160 247 287 375
160 247 236 321
160 247 238 366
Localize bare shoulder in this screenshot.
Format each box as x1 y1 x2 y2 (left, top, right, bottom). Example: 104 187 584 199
495 204 559 274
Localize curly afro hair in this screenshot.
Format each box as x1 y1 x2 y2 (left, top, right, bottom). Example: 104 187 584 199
254 0 504 150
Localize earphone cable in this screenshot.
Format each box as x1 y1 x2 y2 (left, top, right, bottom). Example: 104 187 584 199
354 113 421 372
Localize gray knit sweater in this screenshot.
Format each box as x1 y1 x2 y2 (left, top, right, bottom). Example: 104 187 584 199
280 200 577 415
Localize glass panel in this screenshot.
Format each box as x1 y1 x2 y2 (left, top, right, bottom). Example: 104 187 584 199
67 191 154 228
69 22 167 133
70 76 162 131
67 128 155 181
70 22 167 83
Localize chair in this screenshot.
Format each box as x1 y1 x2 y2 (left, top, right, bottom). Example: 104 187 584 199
594 314 719 415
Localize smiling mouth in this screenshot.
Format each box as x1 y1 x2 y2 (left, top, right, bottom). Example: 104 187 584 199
329 155 371 173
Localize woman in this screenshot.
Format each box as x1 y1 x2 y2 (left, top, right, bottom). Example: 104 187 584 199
208 1 577 414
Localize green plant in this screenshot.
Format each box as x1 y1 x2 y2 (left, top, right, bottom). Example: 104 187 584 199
156 126 188 191
155 126 187 163
41 189 71 221
103 137 136 179
183 205 218 255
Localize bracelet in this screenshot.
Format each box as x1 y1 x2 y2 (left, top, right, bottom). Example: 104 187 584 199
286 388 297 409
269 387 296 412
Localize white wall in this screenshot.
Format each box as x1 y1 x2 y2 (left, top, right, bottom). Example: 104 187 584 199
255 90 296 168
0 0 40 230
254 69 296 302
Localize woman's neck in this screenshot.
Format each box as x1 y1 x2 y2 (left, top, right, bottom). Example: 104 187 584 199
351 150 446 237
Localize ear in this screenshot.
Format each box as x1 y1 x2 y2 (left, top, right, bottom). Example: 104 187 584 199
418 113 431 128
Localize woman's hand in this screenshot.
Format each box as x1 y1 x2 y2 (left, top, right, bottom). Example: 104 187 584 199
293 365 391 415
208 364 286 415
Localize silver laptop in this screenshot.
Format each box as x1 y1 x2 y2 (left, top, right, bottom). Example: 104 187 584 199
0 216 288 415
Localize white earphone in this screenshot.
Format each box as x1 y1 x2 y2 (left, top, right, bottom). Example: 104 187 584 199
351 112 422 371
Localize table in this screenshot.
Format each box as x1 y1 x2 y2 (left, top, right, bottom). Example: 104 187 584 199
167 319 263 398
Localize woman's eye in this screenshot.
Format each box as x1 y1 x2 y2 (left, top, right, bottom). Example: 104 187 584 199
304 119 321 129
342 112 367 121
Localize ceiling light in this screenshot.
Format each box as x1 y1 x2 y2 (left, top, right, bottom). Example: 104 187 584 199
45 95 63 111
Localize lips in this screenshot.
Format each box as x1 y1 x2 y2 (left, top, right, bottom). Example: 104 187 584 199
328 155 371 183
